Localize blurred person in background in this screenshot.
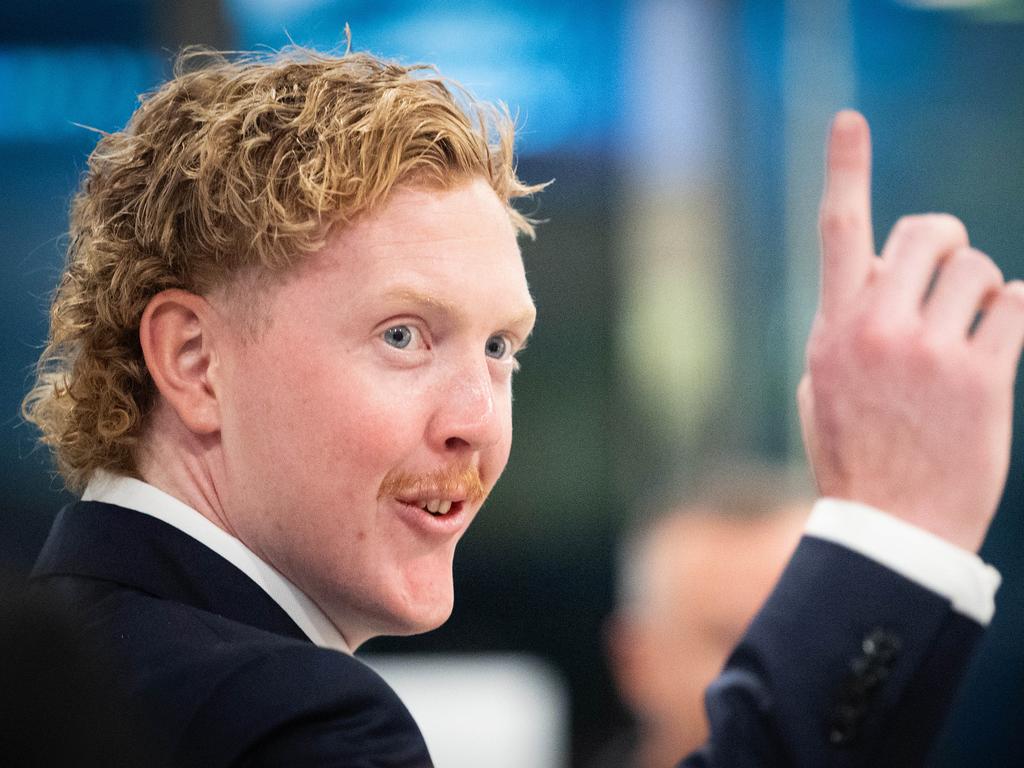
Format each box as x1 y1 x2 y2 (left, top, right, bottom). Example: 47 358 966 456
598 467 808 768
20 40 1024 766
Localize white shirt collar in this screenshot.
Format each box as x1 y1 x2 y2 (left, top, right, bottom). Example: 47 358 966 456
82 470 351 654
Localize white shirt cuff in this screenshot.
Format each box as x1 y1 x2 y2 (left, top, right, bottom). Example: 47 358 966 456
805 498 1002 626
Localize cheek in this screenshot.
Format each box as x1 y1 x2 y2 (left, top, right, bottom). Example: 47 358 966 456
233 344 436 485
232 358 335 466
489 389 515 475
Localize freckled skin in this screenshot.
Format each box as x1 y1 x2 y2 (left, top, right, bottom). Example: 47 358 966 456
212 178 536 650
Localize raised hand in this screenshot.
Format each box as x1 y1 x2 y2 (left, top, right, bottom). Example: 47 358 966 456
799 110 1024 552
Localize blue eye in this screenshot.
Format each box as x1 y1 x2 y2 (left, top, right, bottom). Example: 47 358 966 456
383 325 414 349
485 335 508 359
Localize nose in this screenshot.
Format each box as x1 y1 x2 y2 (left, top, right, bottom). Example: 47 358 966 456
428 359 505 454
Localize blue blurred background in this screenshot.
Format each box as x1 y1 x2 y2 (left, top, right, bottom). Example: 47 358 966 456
3 0 1024 764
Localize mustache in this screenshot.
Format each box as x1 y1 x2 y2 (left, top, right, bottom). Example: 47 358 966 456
377 463 485 503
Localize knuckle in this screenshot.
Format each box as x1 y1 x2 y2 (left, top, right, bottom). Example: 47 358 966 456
961 365 997 401
911 328 947 370
852 318 900 362
890 213 968 246
927 212 969 242
981 258 1004 288
987 281 1024 320
819 206 866 237
1004 281 1024 308
947 247 1003 285
890 214 929 239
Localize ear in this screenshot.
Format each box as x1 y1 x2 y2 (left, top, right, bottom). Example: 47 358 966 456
139 289 222 435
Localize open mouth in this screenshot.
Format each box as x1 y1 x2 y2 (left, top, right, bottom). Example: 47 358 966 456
399 498 465 517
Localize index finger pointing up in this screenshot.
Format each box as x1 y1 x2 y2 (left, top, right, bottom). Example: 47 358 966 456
818 110 875 316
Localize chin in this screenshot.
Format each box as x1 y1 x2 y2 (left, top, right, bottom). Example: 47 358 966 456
381 576 456 637
401 590 456 635
361 602 453 642
387 606 454 638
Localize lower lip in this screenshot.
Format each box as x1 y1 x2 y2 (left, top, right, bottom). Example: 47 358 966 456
391 498 469 538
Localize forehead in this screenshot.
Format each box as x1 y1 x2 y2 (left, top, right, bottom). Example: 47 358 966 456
641 515 787 594
355 177 514 238
229 177 537 341
312 178 534 315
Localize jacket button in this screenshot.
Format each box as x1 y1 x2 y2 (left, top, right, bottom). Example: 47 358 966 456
827 627 902 747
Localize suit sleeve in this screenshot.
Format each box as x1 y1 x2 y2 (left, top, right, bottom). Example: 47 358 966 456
677 537 984 768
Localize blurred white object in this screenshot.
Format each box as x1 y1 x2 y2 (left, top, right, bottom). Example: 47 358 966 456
364 653 569 768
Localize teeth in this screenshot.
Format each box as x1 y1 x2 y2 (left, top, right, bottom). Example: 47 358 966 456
417 499 454 515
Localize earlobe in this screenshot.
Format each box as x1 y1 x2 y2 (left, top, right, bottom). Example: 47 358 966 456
139 289 222 435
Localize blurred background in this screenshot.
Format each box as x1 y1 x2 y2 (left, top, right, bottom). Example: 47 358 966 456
3 0 1024 764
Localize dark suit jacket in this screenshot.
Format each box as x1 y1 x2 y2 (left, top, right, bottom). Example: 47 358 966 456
31 501 431 767
31 500 982 767
683 531 981 767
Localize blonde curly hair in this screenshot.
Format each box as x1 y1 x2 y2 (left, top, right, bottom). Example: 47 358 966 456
23 45 543 493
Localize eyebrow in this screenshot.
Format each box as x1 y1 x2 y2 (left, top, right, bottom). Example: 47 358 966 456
384 289 460 315
383 288 536 332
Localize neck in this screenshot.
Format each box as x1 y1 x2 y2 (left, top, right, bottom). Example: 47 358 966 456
135 400 234 537
132 399 366 652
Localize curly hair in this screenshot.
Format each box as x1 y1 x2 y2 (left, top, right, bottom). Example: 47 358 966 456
23 45 544 493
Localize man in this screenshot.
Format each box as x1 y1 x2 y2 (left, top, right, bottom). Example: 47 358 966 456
601 471 809 767
23 45 1024 766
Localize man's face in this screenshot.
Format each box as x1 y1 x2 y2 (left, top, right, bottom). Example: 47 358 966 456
213 177 535 649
